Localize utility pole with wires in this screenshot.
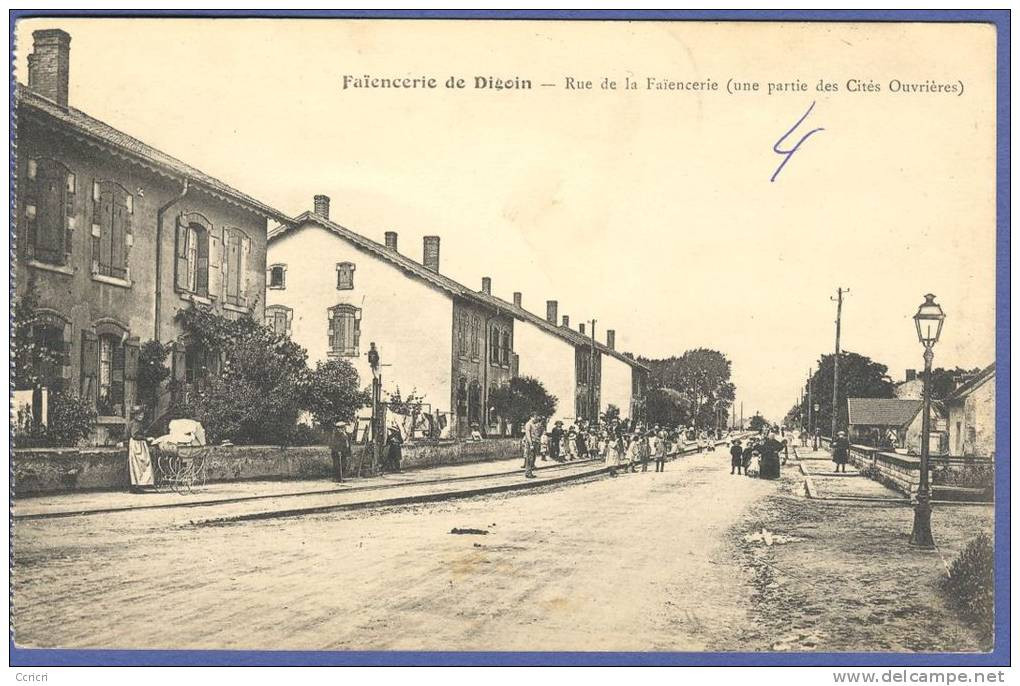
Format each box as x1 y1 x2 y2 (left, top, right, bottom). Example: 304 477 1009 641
588 319 597 421
830 288 848 439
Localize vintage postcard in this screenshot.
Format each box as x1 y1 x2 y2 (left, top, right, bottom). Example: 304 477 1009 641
8 11 1007 668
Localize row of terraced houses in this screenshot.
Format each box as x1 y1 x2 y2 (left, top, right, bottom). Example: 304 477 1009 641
15 28 648 445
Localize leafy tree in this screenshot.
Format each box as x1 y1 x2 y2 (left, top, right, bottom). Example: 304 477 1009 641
645 387 690 427
639 348 736 428
807 351 895 435
13 290 62 391
175 306 310 445
748 414 770 432
924 367 983 401
385 386 428 437
137 340 172 415
303 359 370 430
488 376 557 435
601 404 621 423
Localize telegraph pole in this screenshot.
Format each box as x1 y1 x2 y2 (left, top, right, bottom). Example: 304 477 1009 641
807 368 813 434
589 319 597 420
830 288 848 439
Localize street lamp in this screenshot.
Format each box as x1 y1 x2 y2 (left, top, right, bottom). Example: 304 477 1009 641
909 293 945 549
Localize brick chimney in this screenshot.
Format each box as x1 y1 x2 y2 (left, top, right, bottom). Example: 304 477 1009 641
606 329 616 350
313 194 330 219
513 292 522 308
423 236 440 272
905 369 917 382
28 29 71 107
481 277 491 294
384 231 398 251
546 300 558 324
561 315 570 328
579 323 586 335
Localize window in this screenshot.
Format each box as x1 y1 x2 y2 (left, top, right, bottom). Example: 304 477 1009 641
175 213 218 298
31 313 70 390
268 264 286 289
97 334 125 416
24 158 75 265
91 180 133 280
336 262 355 290
501 331 511 366
223 227 250 306
265 305 292 336
489 327 500 364
470 316 480 359
184 342 218 384
457 316 469 357
328 304 361 356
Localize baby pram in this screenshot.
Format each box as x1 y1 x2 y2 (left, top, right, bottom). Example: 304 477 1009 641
152 419 211 494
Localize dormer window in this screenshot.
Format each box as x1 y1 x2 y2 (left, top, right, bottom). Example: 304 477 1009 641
268 264 287 289
336 262 355 290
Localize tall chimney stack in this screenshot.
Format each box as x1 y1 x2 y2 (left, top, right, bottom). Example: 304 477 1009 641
423 236 440 272
513 292 522 308
28 29 71 107
579 323 586 335
561 315 570 328
313 194 330 219
384 231 398 251
546 300 558 324
606 329 616 350
481 277 491 295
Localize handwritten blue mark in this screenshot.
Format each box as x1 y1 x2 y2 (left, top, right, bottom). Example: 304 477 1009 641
771 101 824 182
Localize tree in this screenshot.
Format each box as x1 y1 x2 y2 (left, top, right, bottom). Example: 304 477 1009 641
303 359 370 430
175 305 311 445
925 367 982 401
137 340 172 416
645 387 691 427
748 414 770 432
639 348 736 428
385 386 427 438
13 290 62 391
601 404 621 423
808 351 895 435
488 376 557 435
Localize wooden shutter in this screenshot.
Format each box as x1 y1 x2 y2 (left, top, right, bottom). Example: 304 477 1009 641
327 308 336 353
207 225 221 299
36 161 66 262
110 187 126 278
353 311 361 355
225 230 239 303
239 234 251 307
80 330 99 404
175 215 190 291
111 341 126 415
123 338 140 414
196 229 209 296
64 171 75 260
98 187 113 274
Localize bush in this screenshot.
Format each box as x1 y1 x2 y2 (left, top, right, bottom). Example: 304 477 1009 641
302 359 369 430
16 390 99 448
138 340 172 412
175 306 309 445
488 376 557 435
940 534 995 646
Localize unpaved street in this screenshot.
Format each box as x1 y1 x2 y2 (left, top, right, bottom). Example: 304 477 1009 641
14 445 774 651
12 444 990 652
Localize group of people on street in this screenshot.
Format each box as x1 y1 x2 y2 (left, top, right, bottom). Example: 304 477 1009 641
520 414 729 479
728 428 787 480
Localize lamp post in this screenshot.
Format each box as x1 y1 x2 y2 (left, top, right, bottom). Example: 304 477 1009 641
909 293 945 549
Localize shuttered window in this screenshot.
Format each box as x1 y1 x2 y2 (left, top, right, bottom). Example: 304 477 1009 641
25 158 75 265
336 262 355 290
32 318 70 391
327 304 361 356
265 305 292 336
224 227 251 306
175 214 219 298
489 327 500 364
91 180 132 280
501 331 511 366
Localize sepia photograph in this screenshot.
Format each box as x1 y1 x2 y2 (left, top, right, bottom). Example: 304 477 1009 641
8 10 1008 668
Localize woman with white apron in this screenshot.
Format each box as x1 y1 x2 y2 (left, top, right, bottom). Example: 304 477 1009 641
125 405 156 492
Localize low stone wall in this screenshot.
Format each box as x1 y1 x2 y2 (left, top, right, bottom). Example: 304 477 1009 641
13 437 523 497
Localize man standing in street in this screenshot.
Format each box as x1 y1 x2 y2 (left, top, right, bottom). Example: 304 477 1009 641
730 439 744 475
329 420 352 484
549 421 565 462
832 430 851 473
523 414 545 479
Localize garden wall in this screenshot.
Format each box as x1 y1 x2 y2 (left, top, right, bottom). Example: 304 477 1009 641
13 437 522 497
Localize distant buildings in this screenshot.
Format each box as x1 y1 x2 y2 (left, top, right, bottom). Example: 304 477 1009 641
945 363 995 457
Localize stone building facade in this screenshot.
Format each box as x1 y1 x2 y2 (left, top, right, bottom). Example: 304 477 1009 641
15 29 287 444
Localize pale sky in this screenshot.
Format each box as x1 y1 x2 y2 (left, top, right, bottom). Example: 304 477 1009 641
15 18 998 421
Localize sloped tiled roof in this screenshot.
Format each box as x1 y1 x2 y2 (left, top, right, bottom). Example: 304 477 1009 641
945 363 995 403
847 398 923 428
269 212 648 372
16 84 291 223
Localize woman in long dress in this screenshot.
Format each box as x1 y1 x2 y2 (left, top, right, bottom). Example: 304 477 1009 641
125 405 156 492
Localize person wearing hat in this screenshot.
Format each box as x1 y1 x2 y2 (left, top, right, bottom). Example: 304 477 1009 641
329 420 352 483
653 430 668 472
730 439 744 475
549 420 564 462
125 405 156 493
384 424 404 473
832 430 850 473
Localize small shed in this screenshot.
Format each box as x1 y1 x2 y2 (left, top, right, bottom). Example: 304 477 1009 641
847 397 926 451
